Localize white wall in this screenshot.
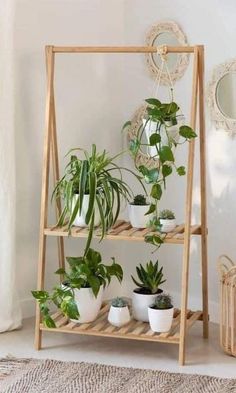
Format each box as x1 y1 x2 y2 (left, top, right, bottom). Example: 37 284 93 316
15 0 236 322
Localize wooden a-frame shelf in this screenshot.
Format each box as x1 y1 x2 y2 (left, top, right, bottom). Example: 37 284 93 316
35 44 209 366
44 220 202 244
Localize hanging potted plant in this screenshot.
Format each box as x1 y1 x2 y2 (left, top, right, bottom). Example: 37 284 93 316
148 293 174 333
32 248 123 327
128 194 150 228
52 144 145 255
159 209 176 233
131 260 165 322
108 297 131 327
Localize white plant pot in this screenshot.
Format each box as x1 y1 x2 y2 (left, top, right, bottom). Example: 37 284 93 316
72 194 100 227
132 289 162 322
159 218 176 233
143 119 182 158
148 306 174 332
108 305 131 327
70 286 103 323
128 204 150 228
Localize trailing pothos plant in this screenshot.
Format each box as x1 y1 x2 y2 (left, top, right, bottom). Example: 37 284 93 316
32 248 123 328
124 98 197 249
52 144 145 255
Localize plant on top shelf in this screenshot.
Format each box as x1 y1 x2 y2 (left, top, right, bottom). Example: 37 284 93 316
32 248 123 327
131 259 166 322
123 97 197 249
52 144 145 255
159 209 176 233
128 194 150 229
108 297 130 327
148 293 174 333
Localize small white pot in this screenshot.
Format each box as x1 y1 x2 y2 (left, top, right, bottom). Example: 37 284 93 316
128 204 150 228
159 218 176 233
108 305 131 327
132 289 162 322
72 194 100 227
148 306 174 332
71 286 103 323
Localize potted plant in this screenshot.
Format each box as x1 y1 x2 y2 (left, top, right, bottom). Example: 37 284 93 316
108 297 131 327
159 209 176 233
128 194 150 228
148 293 174 333
131 260 165 322
52 144 145 255
32 248 123 327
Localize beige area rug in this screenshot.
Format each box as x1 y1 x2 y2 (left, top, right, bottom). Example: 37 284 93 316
0 358 236 393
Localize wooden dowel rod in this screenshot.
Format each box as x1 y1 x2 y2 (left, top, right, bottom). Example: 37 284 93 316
52 46 195 54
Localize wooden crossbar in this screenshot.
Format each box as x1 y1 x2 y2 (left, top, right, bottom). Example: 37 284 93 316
52 45 195 54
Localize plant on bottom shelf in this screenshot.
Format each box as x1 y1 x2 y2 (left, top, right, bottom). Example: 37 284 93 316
123 98 197 249
32 248 123 328
131 260 166 322
52 144 145 255
128 194 150 229
159 209 176 233
148 293 174 333
108 297 131 327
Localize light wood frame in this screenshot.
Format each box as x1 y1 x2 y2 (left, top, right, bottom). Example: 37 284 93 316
34 45 208 366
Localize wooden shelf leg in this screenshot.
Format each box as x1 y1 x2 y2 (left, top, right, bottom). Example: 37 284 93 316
35 46 55 350
179 47 199 366
198 45 209 338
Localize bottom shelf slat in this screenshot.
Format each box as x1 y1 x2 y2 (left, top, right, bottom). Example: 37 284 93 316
40 305 203 345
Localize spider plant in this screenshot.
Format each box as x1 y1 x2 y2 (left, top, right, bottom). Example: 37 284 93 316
52 144 145 255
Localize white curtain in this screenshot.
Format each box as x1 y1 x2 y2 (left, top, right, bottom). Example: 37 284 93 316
0 0 22 332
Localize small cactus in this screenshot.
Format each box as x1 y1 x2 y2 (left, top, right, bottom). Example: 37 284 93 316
151 293 173 310
132 194 147 206
159 209 175 220
111 297 128 308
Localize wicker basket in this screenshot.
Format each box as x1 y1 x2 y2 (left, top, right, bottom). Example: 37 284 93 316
218 255 236 356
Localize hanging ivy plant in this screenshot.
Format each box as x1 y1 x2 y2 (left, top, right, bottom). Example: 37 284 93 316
124 97 197 249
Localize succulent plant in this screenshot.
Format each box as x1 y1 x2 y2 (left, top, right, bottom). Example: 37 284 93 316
159 209 175 220
111 297 128 308
151 293 173 310
132 194 148 206
131 260 166 294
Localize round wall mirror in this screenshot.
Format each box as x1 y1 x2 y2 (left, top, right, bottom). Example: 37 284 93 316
145 21 190 85
207 60 236 133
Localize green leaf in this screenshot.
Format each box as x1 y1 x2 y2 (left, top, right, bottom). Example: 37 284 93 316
145 234 164 246
144 203 156 216
122 120 131 131
179 125 197 139
162 165 172 177
85 171 97 224
31 290 49 302
79 160 89 214
61 298 80 320
129 139 140 155
145 98 161 107
159 146 174 163
177 166 186 176
44 315 56 328
87 276 101 297
55 268 66 275
150 184 162 200
149 133 161 146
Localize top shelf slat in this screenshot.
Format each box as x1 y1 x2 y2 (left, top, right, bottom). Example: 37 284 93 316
52 46 196 54
44 220 202 244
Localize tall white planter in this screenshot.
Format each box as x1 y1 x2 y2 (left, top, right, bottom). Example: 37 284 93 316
148 306 174 333
159 218 176 233
128 204 150 228
72 194 100 227
132 289 162 322
71 286 103 323
108 305 131 327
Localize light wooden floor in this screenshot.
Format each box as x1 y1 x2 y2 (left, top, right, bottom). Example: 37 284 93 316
0 318 235 378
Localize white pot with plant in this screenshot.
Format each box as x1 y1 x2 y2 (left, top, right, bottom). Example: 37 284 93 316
108 297 131 327
131 260 165 322
148 293 174 333
128 194 150 228
32 248 123 327
159 209 176 233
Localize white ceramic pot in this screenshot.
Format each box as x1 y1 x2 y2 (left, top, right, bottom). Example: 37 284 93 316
108 305 131 327
159 218 176 233
148 306 174 332
72 194 100 227
128 204 150 228
70 286 103 323
132 289 162 322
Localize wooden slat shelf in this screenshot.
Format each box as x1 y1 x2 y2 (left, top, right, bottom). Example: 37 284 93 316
44 220 202 244
40 303 203 345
